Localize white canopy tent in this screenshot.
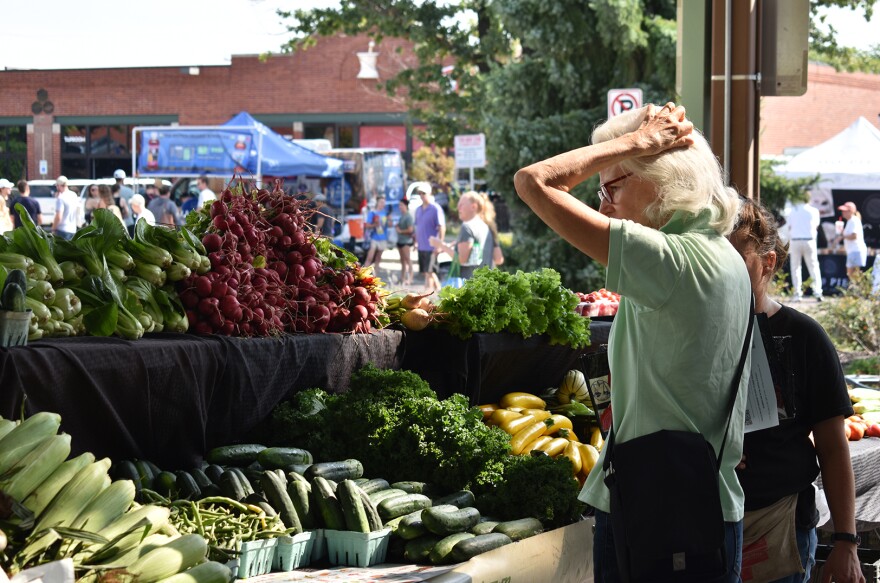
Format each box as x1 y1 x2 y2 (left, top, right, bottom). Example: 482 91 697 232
778 116 880 218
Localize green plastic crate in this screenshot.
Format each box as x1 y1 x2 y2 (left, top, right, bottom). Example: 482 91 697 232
236 538 278 578
273 531 315 571
324 528 391 568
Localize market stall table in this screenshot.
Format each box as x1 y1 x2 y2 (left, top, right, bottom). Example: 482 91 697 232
401 320 612 404
817 437 880 530
0 330 404 469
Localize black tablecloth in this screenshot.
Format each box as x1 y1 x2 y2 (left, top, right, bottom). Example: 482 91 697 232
0 330 404 469
816 437 880 529
401 321 612 404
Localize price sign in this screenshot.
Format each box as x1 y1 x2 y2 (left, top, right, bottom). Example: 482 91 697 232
454 133 486 169
607 88 643 119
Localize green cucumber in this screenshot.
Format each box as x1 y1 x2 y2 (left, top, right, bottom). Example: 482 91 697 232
359 478 390 495
357 487 384 531
287 480 315 530
432 490 475 509
218 470 248 501
337 480 370 533
312 476 346 530
449 532 513 562
430 532 475 565
470 521 500 535
287 471 310 489
227 468 255 496
205 444 266 467
403 535 442 563
1 282 26 312
304 459 364 482
257 447 313 469
260 471 302 532
421 506 481 536
189 468 214 491
377 493 432 523
492 517 544 541
391 481 439 497
204 464 224 484
175 471 201 500
133 460 157 490
369 488 408 505
397 505 459 540
283 463 312 475
153 471 177 498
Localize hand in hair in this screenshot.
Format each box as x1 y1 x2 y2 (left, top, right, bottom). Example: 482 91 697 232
630 102 695 157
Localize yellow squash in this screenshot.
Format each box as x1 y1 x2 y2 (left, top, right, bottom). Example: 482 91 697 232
499 392 546 410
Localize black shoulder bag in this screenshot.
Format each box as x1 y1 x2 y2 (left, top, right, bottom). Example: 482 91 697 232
602 298 754 583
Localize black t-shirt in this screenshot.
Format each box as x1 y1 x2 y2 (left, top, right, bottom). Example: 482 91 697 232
10 196 41 228
737 305 852 523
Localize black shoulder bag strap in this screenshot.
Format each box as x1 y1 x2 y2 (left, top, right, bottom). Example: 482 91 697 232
603 294 755 473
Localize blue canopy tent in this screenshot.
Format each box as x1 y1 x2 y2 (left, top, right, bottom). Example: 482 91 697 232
132 111 343 184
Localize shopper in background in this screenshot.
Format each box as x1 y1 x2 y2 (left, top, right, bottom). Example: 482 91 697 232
363 195 390 269
113 169 134 227
515 102 751 582
147 185 180 227
0 179 14 234
395 197 415 286
784 191 824 302
96 184 124 225
197 175 216 209
413 182 445 293
481 193 504 267
836 201 868 282
52 175 80 240
82 183 103 224
729 198 862 583
12 180 41 229
431 191 490 279
312 194 336 238
128 194 156 236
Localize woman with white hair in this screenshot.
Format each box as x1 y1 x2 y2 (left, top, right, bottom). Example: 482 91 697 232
515 103 752 582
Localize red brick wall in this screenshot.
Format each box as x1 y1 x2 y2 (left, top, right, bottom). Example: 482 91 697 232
760 62 880 155
0 35 414 125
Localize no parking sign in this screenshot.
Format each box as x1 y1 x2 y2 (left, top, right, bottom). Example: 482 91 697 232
607 88 643 119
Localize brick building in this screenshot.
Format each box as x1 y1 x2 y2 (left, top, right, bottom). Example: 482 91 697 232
0 36 877 181
0 35 419 181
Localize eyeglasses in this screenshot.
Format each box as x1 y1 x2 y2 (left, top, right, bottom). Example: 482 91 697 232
597 172 633 205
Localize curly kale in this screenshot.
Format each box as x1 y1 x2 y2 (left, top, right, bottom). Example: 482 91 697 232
251 388 335 447
297 365 510 492
474 454 587 528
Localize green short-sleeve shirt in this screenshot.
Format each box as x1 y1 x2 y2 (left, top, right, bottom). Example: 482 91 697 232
579 210 752 522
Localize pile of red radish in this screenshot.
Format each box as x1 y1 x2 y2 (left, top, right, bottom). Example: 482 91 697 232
177 181 386 336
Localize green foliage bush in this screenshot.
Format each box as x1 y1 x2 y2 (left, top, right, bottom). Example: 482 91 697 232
816 269 880 354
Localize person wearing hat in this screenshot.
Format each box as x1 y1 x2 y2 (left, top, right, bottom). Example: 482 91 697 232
0 179 14 234
836 201 868 281
12 180 42 229
51 176 80 240
312 193 336 238
412 182 445 293
113 169 135 227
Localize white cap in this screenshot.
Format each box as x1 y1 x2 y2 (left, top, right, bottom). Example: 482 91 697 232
0 179 13 189
113 169 126 179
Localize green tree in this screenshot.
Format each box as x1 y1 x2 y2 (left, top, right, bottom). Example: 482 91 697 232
810 0 880 73
758 159 820 217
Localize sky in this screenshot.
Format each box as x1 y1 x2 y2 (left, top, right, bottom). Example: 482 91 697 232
2 0 878 71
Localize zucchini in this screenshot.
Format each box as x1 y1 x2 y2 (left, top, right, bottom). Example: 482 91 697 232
492 517 544 541
449 532 513 563
205 444 266 467
304 459 364 482
287 471 310 489
287 480 315 530
175 471 201 500
369 488 408 505
403 535 442 564
421 506 481 536
337 480 370 533
430 532 475 565
133 460 157 490
377 493 432 523
391 481 439 497
260 471 303 532
218 470 248 501
257 447 313 469
359 478 390 495
432 490 475 509
283 463 312 475
311 476 346 530
227 468 255 496
470 521 500 535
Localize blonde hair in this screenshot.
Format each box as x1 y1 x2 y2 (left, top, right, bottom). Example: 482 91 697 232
460 191 485 215
591 106 740 235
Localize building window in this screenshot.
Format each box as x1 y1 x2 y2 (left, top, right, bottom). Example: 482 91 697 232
62 124 136 179
0 126 27 181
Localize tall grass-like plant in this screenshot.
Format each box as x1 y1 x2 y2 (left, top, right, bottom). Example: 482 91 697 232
816 270 879 354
